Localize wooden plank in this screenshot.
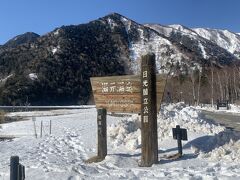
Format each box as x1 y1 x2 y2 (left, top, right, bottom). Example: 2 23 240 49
90 74 167 113
139 54 158 167
94 97 141 105
96 104 141 113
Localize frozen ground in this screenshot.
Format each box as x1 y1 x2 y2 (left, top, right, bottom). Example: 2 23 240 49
0 103 240 179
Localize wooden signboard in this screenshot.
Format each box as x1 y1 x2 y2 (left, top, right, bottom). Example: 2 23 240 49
88 54 166 166
90 74 167 113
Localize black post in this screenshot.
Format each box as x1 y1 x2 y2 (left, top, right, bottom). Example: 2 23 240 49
50 120 52 135
97 108 107 160
40 121 43 138
176 125 183 156
20 164 25 180
18 164 25 180
22 165 25 180
140 54 158 167
10 156 19 180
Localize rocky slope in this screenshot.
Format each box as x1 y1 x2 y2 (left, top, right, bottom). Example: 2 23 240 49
2 32 40 48
0 13 239 105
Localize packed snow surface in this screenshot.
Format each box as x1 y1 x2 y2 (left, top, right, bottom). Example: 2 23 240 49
1 103 240 179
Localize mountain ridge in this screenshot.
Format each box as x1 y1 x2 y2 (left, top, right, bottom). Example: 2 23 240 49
0 13 239 105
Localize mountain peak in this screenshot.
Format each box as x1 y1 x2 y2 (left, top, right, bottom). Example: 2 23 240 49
104 12 125 18
3 32 40 48
101 12 136 24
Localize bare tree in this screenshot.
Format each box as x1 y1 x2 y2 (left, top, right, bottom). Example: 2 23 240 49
217 71 224 101
196 68 202 106
223 69 230 101
190 69 197 106
211 62 214 107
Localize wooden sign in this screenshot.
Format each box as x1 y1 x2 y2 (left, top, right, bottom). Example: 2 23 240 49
87 54 165 166
90 74 167 113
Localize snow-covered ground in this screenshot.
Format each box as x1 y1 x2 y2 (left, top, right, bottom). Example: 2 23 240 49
1 103 240 179
196 103 240 114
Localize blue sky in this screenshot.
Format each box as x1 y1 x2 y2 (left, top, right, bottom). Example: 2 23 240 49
0 0 239 44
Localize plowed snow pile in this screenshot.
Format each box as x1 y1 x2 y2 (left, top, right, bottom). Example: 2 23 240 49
109 103 225 151
1 103 240 179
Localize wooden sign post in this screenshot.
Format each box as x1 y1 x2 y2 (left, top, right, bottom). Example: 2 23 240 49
85 108 107 163
88 54 167 166
97 108 107 160
140 54 158 166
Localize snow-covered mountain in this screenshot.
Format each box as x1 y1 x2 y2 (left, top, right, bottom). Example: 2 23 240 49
145 23 240 60
102 14 238 74
0 13 239 105
145 24 238 64
193 28 240 59
115 16 190 73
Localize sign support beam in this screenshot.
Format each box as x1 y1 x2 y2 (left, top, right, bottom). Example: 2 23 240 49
85 108 107 163
97 108 107 159
140 54 158 167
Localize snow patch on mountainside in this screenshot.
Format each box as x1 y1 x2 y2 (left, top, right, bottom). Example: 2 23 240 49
146 24 212 60
0 74 13 83
193 28 240 59
144 24 173 37
169 24 198 36
107 18 118 30
129 33 188 74
198 41 208 59
120 21 189 74
29 73 38 80
51 45 60 55
53 29 60 36
121 17 132 32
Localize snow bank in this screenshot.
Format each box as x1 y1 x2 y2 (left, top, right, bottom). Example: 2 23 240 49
109 102 240 165
109 114 141 150
197 103 240 114
199 130 240 162
109 103 225 151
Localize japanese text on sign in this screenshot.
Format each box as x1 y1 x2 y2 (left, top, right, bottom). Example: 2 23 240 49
101 81 133 94
107 99 134 108
142 70 149 123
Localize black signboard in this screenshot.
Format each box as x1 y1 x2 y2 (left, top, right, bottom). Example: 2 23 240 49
172 127 188 141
